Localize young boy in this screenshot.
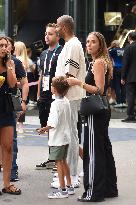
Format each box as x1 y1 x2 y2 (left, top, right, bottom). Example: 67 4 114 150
37 76 75 199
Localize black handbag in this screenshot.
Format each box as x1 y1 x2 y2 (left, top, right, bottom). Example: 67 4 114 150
11 95 22 112
80 94 109 116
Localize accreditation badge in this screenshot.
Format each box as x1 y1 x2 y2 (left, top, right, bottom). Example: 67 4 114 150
42 75 50 91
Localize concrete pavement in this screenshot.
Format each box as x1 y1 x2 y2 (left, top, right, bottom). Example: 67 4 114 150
0 115 136 205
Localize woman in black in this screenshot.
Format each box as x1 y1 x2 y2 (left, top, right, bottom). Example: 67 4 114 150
67 32 118 202
0 36 21 195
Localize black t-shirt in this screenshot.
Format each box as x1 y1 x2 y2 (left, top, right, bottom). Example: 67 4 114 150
10 56 26 94
12 56 26 79
39 45 62 100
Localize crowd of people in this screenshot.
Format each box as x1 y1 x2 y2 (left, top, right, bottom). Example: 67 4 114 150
0 14 136 201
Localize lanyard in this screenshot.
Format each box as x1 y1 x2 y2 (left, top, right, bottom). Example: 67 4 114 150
43 44 60 74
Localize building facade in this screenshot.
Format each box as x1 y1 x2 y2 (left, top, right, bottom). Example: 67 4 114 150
0 0 136 47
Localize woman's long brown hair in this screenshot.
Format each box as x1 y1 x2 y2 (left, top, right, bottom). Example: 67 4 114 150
88 32 113 80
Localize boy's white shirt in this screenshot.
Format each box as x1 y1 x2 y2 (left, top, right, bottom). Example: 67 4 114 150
55 36 86 101
47 97 71 146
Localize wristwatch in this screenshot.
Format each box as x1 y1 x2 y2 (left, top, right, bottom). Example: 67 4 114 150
22 100 27 104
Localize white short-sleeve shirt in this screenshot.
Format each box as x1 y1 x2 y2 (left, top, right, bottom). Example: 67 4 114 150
55 37 86 101
47 97 71 146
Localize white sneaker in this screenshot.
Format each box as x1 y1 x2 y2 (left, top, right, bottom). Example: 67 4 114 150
48 189 68 199
18 127 24 134
28 101 36 107
66 186 75 195
72 181 80 188
51 177 69 188
71 175 80 188
51 180 60 189
51 176 79 189
122 103 127 108
114 103 123 108
79 171 84 177
17 123 24 134
109 98 116 105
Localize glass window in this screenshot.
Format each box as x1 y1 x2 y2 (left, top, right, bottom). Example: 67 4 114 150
76 0 86 43
0 0 5 35
76 0 92 47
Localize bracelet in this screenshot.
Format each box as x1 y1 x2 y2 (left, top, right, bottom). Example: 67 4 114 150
80 82 85 89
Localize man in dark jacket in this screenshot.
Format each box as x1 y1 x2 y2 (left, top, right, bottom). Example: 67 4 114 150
121 32 136 122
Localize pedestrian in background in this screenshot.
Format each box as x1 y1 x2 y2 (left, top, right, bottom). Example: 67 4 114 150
14 41 29 133
26 47 37 106
109 40 126 108
121 31 136 122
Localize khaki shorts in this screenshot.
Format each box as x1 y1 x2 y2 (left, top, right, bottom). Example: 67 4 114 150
49 144 69 161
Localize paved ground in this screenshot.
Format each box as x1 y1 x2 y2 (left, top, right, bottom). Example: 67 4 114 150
0 106 136 205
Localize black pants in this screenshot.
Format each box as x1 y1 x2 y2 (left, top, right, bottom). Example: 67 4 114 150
37 99 52 127
126 82 136 117
77 111 83 144
83 109 118 200
113 69 126 104
37 98 54 160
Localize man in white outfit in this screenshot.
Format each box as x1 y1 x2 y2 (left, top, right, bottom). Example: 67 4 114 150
54 15 86 187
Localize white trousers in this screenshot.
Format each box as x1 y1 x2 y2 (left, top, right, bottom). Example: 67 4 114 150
67 99 81 176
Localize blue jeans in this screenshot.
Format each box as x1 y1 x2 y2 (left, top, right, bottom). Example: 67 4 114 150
11 117 18 178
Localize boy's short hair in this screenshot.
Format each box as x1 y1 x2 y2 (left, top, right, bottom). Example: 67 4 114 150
52 76 70 97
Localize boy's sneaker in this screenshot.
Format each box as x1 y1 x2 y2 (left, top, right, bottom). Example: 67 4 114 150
73 181 80 188
48 189 68 199
51 180 60 189
66 186 75 195
35 160 55 170
79 171 84 177
72 175 80 188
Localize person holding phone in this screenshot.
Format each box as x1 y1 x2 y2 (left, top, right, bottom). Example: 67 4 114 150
0 36 21 195
6 37 29 182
